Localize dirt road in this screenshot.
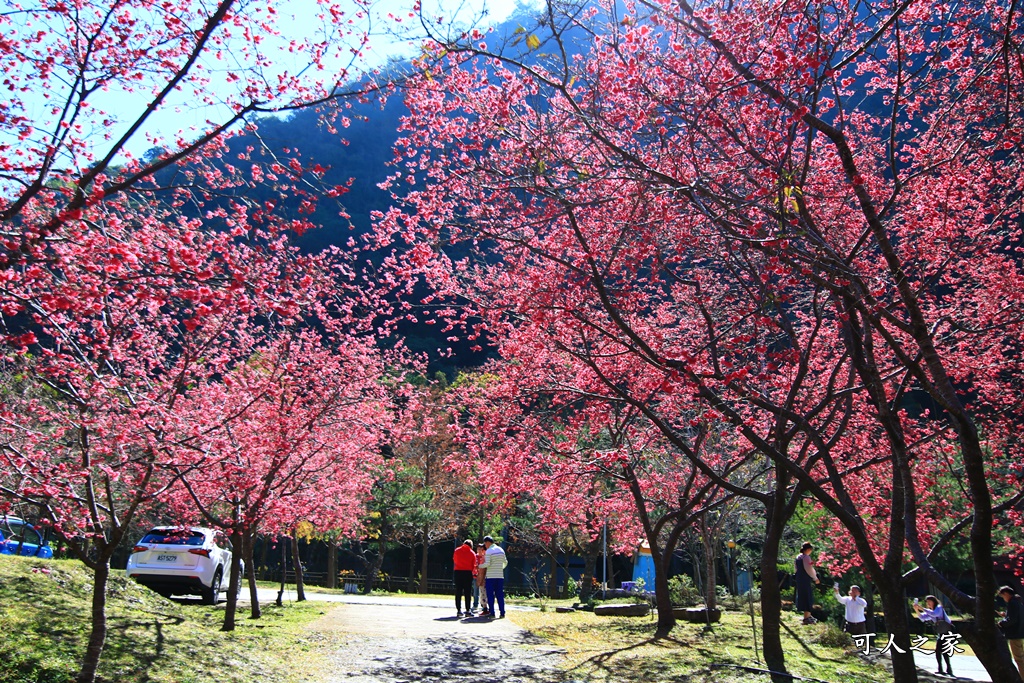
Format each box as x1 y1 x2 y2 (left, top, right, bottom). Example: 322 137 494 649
309 603 565 683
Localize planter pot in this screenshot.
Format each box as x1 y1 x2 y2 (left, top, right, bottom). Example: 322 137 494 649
594 603 651 617
674 607 722 623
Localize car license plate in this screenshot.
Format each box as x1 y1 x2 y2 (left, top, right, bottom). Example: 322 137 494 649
156 554 177 562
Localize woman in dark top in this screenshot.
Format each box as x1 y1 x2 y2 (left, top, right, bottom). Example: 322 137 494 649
794 542 820 624
998 586 1024 679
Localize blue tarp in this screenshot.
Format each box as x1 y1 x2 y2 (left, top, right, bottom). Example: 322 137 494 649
633 552 656 587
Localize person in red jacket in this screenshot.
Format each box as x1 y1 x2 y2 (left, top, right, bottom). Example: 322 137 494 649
452 539 477 617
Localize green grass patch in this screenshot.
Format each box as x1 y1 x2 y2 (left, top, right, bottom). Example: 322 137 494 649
508 606 892 683
0 556 338 683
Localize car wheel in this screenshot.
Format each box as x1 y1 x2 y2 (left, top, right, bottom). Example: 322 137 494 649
202 569 222 605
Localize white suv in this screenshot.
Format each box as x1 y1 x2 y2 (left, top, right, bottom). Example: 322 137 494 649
126 527 238 604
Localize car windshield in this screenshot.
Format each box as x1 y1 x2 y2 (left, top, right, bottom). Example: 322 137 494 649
1 517 42 544
140 530 205 546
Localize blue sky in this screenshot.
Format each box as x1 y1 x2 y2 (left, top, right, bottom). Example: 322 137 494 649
7 0 534 166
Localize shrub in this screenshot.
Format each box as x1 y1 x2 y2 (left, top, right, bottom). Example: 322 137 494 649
816 587 845 625
567 576 579 598
668 574 701 606
816 623 853 649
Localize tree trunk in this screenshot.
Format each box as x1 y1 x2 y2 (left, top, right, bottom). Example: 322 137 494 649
653 555 676 636
291 534 306 601
76 560 110 683
244 533 260 619
364 539 386 594
326 538 338 590
703 536 718 611
406 544 417 592
957 622 1023 683
548 538 559 598
863 580 877 633
222 528 244 632
759 494 789 683
580 546 599 602
418 526 430 594
693 546 703 599
276 535 287 607
621 462 675 634
876 582 918 683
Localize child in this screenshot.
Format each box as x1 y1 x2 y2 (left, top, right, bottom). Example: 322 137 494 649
474 543 488 615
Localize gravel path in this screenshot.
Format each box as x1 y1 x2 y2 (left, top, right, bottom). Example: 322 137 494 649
310 604 565 683
253 587 537 611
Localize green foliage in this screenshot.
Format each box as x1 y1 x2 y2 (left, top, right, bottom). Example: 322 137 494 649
816 623 854 649
817 587 845 625
360 463 439 547
567 576 579 598
668 574 701 607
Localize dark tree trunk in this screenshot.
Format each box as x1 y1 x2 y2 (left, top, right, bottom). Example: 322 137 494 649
291 534 306 601
406 544 417 592
244 534 260 619
760 493 789 683
703 534 718 612
579 546 599 602
222 528 244 631
652 558 675 636
276 536 287 607
864 581 877 633
364 538 386 594
876 582 918 683
326 538 338 590
957 622 1023 683
548 538 559 598
418 526 430 594
622 463 676 635
76 560 109 683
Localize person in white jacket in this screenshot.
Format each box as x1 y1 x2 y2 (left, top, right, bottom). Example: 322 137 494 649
834 584 868 635
482 535 508 619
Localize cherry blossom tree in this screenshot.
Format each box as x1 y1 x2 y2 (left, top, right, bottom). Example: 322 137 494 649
168 327 391 630
447 361 761 632
0 184 334 681
376 0 1024 680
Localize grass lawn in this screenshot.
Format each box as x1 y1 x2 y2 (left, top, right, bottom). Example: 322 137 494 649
3 558 900 683
507 606 893 683
0 555 340 683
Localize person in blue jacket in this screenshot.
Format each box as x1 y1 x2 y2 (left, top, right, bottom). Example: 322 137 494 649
914 595 954 677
